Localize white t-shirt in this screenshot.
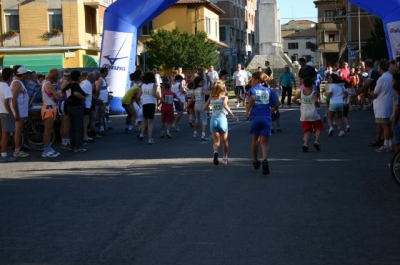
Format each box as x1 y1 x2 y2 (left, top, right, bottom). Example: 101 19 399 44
80 80 92 108
233 70 247 86
373 71 393 119
155 74 162 86
328 83 344 104
208 70 219 84
10 79 29 118
141 83 157 105
0 82 13 114
171 81 185 103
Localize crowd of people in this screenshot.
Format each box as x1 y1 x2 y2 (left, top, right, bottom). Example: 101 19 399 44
1 57 399 176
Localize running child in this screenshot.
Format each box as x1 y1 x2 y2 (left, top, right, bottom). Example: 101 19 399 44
268 79 282 133
292 77 324 152
203 80 239 165
160 83 180 138
245 71 279 175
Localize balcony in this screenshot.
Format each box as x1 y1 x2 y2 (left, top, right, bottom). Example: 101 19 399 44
85 33 102 48
320 42 340 53
83 0 114 8
3 34 20 47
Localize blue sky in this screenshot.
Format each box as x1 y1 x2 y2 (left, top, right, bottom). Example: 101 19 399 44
277 0 318 24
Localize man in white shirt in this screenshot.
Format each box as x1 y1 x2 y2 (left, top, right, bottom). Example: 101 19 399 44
207 65 219 87
232 64 248 107
153 68 163 110
368 59 394 152
0 68 17 162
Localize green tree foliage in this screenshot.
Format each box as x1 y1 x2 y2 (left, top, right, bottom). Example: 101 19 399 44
145 27 218 71
364 19 389 60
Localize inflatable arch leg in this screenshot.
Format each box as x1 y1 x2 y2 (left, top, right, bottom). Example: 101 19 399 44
100 0 179 114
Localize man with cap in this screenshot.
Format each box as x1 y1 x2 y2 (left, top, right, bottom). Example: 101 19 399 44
10 65 30 158
279 65 296 107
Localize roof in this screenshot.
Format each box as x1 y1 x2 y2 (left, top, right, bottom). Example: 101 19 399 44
282 27 317 39
176 0 225 14
282 19 316 26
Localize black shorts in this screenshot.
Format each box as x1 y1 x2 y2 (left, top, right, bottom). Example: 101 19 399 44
235 86 244 96
142 103 156 119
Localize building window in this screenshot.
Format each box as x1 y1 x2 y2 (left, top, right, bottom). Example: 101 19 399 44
5 11 20 32
288 42 298 49
215 22 218 38
141 21 153 36
306 42 316 51
324 10 335 21
291 54 298 62
206 17 211 34
329 34 335 42
220 26 226 42
48 10 63 32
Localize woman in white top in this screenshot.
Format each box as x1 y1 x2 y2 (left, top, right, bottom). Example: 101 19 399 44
203 80 238 165
325 73 345 136
41 68 62 157
138 71 163 145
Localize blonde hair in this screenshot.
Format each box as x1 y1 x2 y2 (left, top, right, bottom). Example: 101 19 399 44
251 71 269 85
46 68 59 82
211 80 226 97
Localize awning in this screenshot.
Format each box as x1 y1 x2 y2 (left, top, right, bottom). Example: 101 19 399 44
83 54 99 67
208 38 230 49
2 54 64 74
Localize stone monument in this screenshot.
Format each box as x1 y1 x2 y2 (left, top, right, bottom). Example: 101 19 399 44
248 0 293 82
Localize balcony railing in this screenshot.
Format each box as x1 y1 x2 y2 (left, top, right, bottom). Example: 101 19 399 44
3 34 20 47
83 0 114 7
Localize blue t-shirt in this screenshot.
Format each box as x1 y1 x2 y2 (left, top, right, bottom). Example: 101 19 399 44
249 85 278 117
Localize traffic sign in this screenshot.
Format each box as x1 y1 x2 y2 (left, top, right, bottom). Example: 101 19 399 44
350 50 356 59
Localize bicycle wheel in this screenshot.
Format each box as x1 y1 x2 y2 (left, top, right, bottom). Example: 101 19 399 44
24 121 54 151
390 150 400 186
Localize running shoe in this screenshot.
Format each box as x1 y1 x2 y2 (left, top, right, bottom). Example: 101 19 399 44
74 148 87 153
160 133 165 138
213 151 219 165
166 133 172 139
223 157 228 165
0 155 17 162
302 144 309 152
313 142 321 151
262 160 270 175
13 150 29 158
42 150 60 158
201 136 209 141
253 160 261 170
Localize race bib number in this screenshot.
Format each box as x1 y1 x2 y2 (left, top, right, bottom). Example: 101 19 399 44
143 89 151 96
303 97 312 105
165 95 174 104
213 102 223 110
255 90 270 104
194 91 202 99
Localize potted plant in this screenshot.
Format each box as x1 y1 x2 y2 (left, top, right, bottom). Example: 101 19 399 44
50 28 61 37
4 29 18 39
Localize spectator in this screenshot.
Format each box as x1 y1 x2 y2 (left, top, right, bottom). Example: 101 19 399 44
95 67 109 136
10 65 30 158
62 70 87 153
80 71 95 143
264 61 273 79
0 67 17 162
58 69 71 149
279 65 296 107
232 64 248 107
41 68 62 157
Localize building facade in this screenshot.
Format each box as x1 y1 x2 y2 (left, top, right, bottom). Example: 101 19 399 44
212 0 256 74
138 0 228 74
282 27 317 64
313 0 377 67
0 0 114 73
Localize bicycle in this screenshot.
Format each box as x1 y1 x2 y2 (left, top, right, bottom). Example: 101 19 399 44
24 106 55 151
390 150 400 186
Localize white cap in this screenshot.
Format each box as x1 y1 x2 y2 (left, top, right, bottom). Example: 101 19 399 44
15 66 28 75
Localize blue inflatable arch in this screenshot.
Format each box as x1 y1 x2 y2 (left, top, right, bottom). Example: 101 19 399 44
348 0 400 59
99 0 178 114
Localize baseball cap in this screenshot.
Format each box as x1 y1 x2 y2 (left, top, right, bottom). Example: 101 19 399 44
284 65 290 68
15 66 29 75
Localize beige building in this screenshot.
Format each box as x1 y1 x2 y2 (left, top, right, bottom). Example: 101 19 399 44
0 0 115 73
281 20 316 38
313 0 377 67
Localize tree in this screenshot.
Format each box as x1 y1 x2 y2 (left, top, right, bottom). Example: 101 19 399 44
364 19 389 60
145 27 218 71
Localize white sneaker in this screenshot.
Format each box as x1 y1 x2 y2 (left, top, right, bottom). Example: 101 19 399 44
42 149 60 158
338 131 345 137
236 103 240 108
148 138 154 145
13 150 29 158
375 146 391 153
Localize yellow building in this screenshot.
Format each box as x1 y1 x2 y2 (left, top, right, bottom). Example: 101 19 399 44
0 0 114 73
138 0 229 74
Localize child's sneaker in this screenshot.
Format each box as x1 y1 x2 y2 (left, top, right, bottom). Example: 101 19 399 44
253 160 261 170
193 132 198 138
338 131 345 137
262 160 270 175
13 150 29 158
0 155 17 162
160 133 165 138
328 128 334 136
201 136 209 141
223 157 228 165
313 142 321 151
302 143 309 152
42 149 60 158
213 151 219 165
166 133 172 139
346 126 350 132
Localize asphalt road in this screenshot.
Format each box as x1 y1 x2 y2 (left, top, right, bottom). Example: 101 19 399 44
1 100 399 265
